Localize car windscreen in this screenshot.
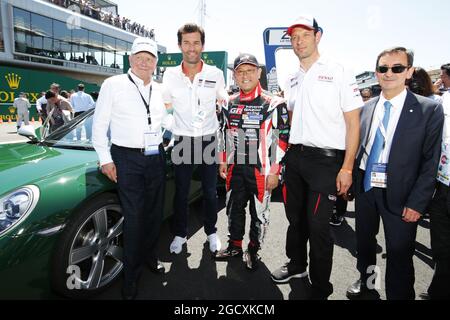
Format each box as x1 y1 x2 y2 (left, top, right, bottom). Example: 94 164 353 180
42 111 97 149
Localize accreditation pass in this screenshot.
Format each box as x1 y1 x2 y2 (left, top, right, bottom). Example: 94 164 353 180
144 128 161 156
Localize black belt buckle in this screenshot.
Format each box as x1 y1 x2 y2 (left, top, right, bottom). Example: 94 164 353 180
322 148 337 158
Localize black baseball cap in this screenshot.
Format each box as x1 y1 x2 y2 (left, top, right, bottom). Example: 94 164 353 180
233 53 259 70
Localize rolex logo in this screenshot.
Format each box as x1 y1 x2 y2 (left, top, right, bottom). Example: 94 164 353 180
8 106 16 114
5 73 21 90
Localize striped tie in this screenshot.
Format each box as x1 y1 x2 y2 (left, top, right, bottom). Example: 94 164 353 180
363 101 392 192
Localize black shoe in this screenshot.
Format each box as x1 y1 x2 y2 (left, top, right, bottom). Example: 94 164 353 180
122 282 138 300
309 291 329 300
346 279 380 300
214 243 243 260
419 292 431 300
244 248 260 271
271 263 308 284
148 260 165 274
329 213 344 226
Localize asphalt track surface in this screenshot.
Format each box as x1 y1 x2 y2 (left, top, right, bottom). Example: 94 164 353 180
95 188 434 301
0 123 433 301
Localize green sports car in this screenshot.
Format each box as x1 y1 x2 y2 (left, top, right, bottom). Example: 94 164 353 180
0 110 202 299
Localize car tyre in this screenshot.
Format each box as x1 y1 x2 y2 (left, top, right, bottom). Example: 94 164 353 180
50 193 123 299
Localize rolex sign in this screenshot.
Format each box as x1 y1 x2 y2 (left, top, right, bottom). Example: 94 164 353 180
0 66 99 122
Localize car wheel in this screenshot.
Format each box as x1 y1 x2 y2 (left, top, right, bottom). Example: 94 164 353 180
50 193 123 299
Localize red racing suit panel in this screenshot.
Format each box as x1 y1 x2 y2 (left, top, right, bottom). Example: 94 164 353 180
218 84 290 248
218 83 290 177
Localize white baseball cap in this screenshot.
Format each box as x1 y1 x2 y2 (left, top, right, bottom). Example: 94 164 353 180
287 15 321 36
131 37 158 58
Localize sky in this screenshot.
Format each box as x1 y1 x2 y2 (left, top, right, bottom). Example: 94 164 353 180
114 0 449 88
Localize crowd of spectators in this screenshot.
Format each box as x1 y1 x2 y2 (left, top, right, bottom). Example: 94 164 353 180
48 0 155 39
0 7 3 51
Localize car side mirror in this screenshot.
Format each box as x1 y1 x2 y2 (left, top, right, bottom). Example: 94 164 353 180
17 125 38 142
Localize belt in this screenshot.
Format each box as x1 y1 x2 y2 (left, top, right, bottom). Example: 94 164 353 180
112 144 145 153
291 144 345 158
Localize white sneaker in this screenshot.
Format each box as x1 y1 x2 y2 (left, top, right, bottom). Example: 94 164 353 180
207 233 221 253
170 236 187 254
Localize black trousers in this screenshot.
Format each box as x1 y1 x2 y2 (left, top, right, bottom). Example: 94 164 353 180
226 165 270 249
284 145 342 299
171 135 218 238
335 196 348 217
428 182 450 299
111 144 165 286
355 187 418 300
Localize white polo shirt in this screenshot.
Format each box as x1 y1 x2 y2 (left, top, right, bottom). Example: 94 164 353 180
289 56 363 149
162 62 227 137
92 70 173 166
284 71 301 112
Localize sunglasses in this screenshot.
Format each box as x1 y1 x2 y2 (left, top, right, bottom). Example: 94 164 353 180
376 65 409 74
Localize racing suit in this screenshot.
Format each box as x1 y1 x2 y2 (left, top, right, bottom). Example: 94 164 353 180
218 83 289 250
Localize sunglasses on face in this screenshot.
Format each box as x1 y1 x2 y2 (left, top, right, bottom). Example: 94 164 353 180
376 65 409 74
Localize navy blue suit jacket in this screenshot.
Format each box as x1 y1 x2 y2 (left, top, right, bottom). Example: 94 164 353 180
354 90 444 215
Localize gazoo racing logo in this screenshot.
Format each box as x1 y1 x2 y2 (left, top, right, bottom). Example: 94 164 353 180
0 72 41 104
229 107 244 115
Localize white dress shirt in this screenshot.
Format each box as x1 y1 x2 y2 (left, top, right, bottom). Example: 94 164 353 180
442 91 450 143
360 89 408 170
36 96 46 112
70 91 95 113
288 56 363 149
162 62 228 137
92 70 173 165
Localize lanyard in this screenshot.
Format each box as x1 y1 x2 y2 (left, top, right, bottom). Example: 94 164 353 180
364 104 390 162
128 74 152 126
196 78 206 111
